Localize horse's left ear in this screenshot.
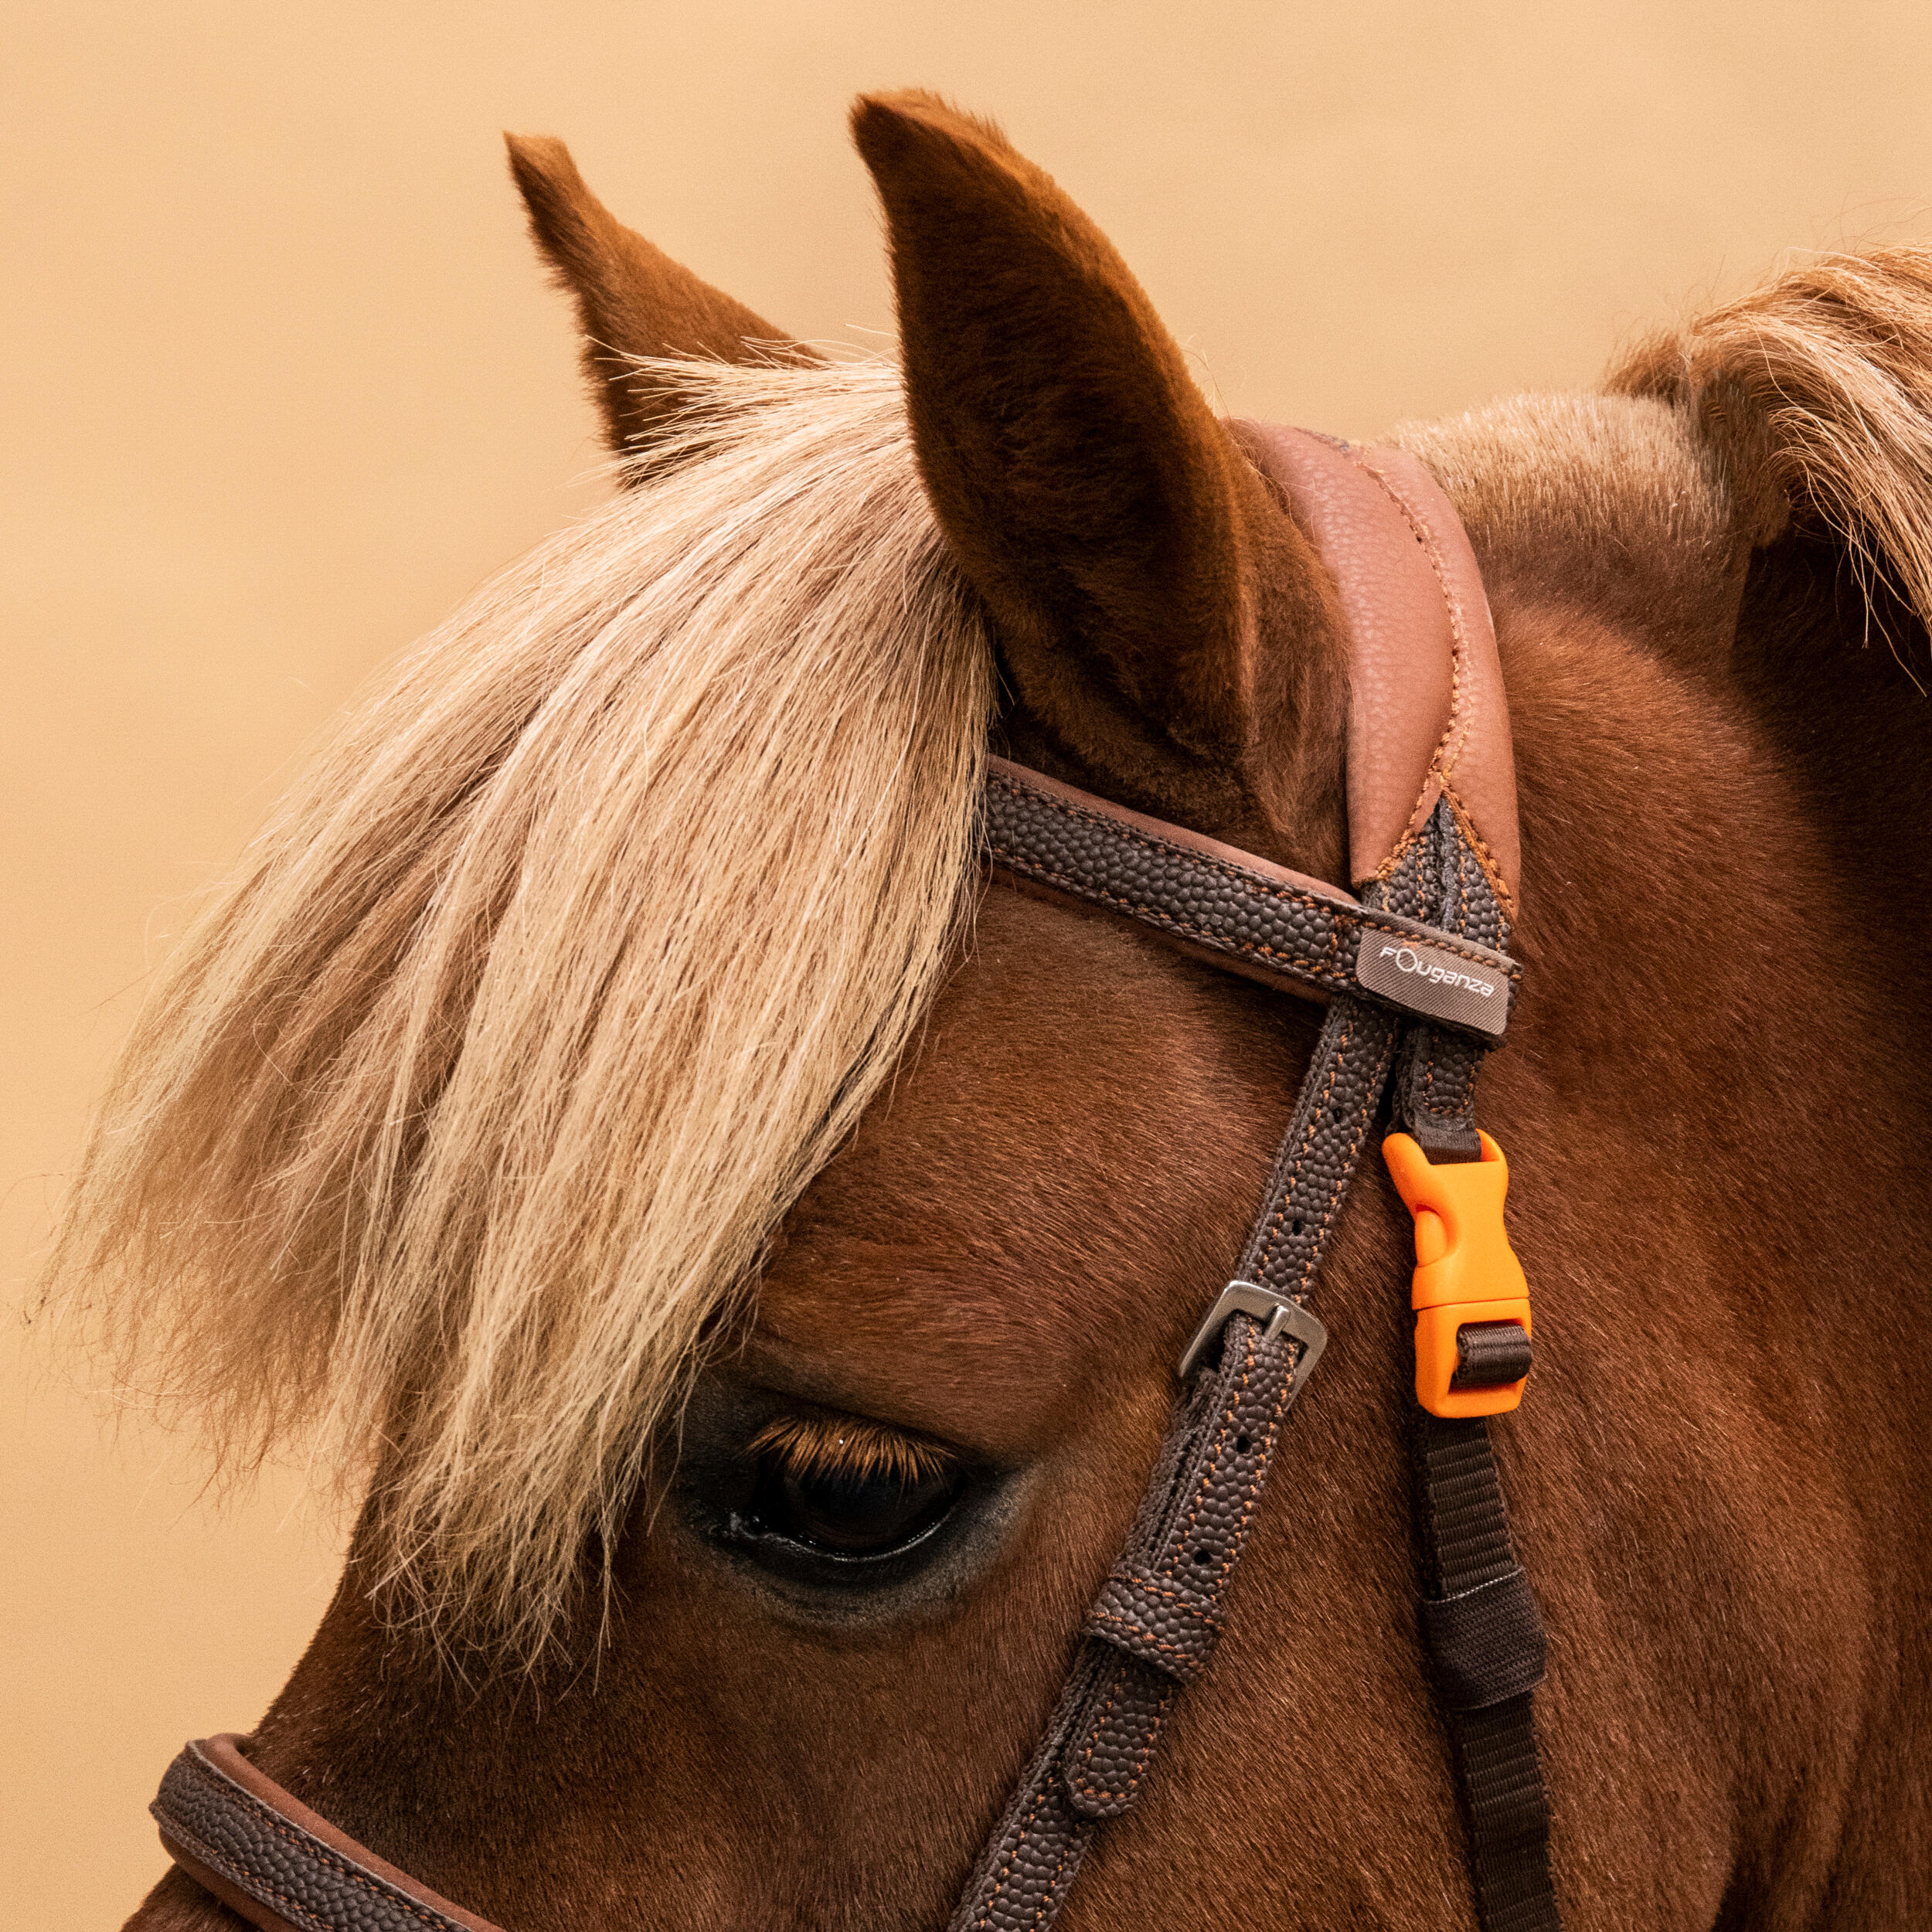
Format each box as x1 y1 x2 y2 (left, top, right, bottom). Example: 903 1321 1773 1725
506 133 819 464
852 91 1344 828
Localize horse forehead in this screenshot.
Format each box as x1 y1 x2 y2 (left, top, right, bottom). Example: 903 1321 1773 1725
753 883 1318 1433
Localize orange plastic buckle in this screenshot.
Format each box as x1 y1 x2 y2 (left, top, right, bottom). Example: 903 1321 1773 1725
1383 1129 1532 1419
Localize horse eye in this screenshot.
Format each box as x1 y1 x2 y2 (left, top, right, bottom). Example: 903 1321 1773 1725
752 1457 959 1556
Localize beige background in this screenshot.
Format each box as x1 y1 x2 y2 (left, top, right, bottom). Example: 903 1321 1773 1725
9 2 1932 1922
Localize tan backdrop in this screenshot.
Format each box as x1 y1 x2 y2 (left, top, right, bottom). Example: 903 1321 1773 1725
9 2 1932 1920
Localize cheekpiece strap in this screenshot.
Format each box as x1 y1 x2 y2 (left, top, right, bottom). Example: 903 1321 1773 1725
945 978 1403 1930
150 424 1549 1932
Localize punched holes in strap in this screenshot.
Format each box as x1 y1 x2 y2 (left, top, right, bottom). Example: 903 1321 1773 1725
1080 1309 1305 1681
1063 1306 1315 1822
947 910 1410 1932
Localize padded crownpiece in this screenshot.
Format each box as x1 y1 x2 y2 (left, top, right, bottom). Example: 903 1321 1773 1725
1236 425 1521 911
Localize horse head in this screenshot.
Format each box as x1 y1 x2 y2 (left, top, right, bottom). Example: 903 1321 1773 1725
72 92 1932 1931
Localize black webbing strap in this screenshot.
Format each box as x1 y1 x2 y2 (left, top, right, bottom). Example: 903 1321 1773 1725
1390 804 1560 1932
148 781 1548 1932
1413 1417 1556 1932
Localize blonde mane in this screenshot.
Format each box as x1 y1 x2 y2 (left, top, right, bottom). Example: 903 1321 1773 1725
1397 247 1932 675
54 246 1932 1659
44 359 994 1652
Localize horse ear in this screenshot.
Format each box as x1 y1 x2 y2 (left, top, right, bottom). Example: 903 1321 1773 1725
850 91 1341 811
505 134 818 464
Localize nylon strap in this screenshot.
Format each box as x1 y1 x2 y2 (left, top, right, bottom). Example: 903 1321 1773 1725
1389 804 1560 1932
948 797 1557 1931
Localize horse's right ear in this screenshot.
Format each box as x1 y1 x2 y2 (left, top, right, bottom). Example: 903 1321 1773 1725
505 134 818 464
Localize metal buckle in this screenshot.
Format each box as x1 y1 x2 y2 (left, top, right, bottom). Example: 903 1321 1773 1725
1176 1281 1330 1383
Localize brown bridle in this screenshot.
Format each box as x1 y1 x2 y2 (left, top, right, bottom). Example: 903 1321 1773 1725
150 427 1559 1932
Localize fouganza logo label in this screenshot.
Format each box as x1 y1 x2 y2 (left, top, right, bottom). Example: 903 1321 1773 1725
1354 930 1512 1036
1375 943 1497 1001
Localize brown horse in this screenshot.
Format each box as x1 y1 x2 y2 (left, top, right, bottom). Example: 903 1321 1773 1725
56 91 1932 1929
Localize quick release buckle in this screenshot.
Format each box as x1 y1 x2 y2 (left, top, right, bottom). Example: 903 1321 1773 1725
1383 1130 1532 1419
1177 1281 1329 1384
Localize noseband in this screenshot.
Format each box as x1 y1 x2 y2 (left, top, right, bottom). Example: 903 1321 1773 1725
150 428 1560 1932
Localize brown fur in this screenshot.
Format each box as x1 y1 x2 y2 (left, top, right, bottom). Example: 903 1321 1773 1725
505 132 818 458
114 96 1931 1932
851 93 1351 881
46 359 994 1654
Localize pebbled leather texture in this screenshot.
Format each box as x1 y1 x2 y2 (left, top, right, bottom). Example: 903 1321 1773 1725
1086 1569 1222 1682
1396 803 1558 1932
152 1736 505 1932
946 1310 1325 1929
1065 1657 1174 1819
947 963 1403 1930
1382 798 1512 1157
1080 1310 1308 1685
985 759 1517 1037
1232 988 1403 1301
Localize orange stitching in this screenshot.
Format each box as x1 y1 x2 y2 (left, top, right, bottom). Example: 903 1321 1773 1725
157 1818 335 1932
1354 906 1512 968
1444 789 1517 920
988 844 1347 985
1087 1607 1217 1655
1351 458 1469 794
1180 1322 1256 1555
978 1779 1056 1928
1073 1683 1175 1806
987 804 1519 984
1251 1010 1356 1269
989 774 1339 914
172 1757 457 1932
1345 454 1517 920
1224 1334 1301 1572
1105 1574 1221 1614
1075 1661 1128 1785
1292 1033 1389 1295
1022 1834 1080 1931
992 776 1515 970
988 831 1517 982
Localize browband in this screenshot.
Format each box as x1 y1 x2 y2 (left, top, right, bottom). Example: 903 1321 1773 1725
985 759 1517 1039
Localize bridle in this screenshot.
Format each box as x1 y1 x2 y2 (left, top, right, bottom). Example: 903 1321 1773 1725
149 427 1560 1932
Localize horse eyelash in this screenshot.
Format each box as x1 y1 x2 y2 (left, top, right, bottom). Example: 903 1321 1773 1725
747 1413 956 1488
